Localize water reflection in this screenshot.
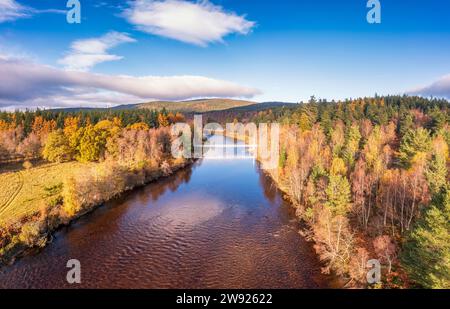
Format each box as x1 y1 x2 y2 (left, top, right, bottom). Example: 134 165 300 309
0 136 331 289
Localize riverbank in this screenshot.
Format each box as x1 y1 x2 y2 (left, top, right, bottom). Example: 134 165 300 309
0 158 193 266
219 129 352 287
0 135 332 288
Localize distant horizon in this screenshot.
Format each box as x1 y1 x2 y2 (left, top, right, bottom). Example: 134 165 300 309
1 0 450 110
2 94 449 112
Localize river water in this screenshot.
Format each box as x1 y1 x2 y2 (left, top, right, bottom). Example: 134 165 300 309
0 136 332 288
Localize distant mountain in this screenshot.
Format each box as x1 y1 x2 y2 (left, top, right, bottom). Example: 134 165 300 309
49 99 297 113
134 98 257 113
48 107 108 112
218 101 296 112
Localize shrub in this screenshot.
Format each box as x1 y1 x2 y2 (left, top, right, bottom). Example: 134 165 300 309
18 221 44 247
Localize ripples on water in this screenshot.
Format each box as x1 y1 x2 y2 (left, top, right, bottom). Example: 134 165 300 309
0 136 332 288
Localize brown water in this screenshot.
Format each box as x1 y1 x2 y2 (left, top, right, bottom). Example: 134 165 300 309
0 136 331 288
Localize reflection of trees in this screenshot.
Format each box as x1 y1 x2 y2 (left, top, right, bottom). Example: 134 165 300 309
256 162 277 204
140 167 194 204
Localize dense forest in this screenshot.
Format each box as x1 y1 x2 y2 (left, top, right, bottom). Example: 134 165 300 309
219 95 449 288
0 108 184 164
0 95 449 288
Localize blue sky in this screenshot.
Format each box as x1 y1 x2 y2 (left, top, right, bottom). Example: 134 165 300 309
1 0 450 109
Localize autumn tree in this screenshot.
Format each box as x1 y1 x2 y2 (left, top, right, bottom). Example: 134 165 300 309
76 120 121 162
0 126 24 161
128 122 150 131
158 113 169 127
43 130 72 163
17 133 41 159
77 125 104 162
31 116 56 143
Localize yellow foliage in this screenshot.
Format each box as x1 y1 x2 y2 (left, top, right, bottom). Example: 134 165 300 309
128 122 150 130
158 113 169 127
432 135 449 159
330 157 347 176
0 120 13 131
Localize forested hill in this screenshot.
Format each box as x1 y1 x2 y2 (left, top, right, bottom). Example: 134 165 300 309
48 99 296 114
133 98 257 113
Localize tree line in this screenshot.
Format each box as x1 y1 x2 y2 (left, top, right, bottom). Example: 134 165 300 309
0 108 184 164
222 95 449 288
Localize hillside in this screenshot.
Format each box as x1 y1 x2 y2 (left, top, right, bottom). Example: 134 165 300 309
50 99 296 114
134 98 257 113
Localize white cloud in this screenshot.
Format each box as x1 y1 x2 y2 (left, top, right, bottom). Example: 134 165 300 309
58 31 136 71
408 74 450 99
0 56 260 110
0 0 65 23
123 0 255 46
0 0 30 23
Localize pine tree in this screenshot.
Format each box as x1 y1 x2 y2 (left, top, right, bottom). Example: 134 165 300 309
398 112 414 137
298 112 312 131
428 107 447 134
401 187 450 288
426 152 448 195
343 124 361 168
399 128 432 167
325 174 352 216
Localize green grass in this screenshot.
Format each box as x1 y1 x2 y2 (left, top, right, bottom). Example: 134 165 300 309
137 98 256 113
0 162 87 224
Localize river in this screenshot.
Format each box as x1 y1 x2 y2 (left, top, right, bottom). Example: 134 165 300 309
0 136 332 288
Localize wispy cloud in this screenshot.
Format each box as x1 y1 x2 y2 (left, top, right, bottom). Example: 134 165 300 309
123 0 255 46
0 0 66 23
408 74 450 99
0 0 30 23
0 55 260 110
58 31 136 71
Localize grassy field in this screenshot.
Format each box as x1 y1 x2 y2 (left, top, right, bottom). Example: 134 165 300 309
136 98 257 113
0 162 87 225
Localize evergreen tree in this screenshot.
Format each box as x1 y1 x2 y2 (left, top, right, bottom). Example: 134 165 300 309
342 124 361 168
426 152 448 195
399 128 432 167
325 174 352 216
398 112 414 137
298 112 312 131
401 187 450 288
428 107 447 134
